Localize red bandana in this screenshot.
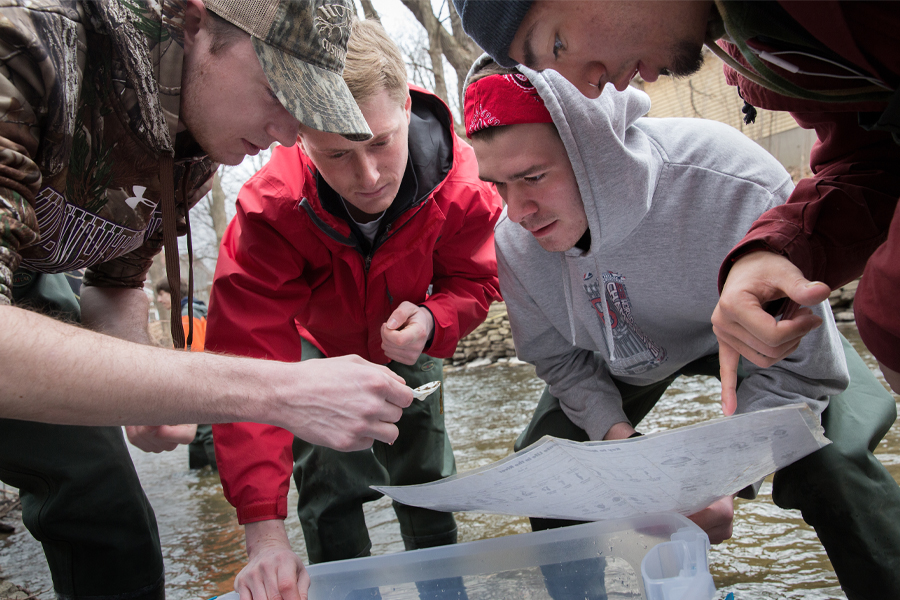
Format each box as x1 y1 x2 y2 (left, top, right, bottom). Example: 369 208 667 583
464 72 553 137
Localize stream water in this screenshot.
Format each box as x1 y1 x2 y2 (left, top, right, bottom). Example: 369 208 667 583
1 324 897 599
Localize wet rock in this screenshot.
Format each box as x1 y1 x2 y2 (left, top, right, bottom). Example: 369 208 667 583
465 357 493 369
0 578 31 600
827 278 860 320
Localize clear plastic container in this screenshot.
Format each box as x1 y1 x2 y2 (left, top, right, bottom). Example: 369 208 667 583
291 512 715 599
641 527 715 600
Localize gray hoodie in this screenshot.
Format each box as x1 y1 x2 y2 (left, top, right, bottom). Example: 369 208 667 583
493 67 849 441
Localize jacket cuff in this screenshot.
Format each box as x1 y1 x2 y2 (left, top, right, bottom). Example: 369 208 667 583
420 305 436 351
420 300 457 358
572 401 629 442
236 496 289 525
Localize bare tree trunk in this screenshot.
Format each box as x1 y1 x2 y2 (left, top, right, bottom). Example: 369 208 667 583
446 0 480 109
427 24 449 110
358 0 378 21
399 0 481 136
210 169 228 248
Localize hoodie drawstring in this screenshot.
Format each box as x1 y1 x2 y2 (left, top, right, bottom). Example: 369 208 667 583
562 256 577 346
160 154 194 350
599 280 616 359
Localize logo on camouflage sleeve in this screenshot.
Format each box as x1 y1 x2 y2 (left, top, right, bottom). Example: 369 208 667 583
315 4 352 61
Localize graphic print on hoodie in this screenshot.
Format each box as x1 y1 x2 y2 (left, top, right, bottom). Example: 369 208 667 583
584 270 667 375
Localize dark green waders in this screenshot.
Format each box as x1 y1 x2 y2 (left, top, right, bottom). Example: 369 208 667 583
292 338 467 599
0 271 164 599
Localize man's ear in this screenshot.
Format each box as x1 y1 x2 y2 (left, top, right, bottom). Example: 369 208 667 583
182 0 209 55
296 129 309 155
403 93 412 124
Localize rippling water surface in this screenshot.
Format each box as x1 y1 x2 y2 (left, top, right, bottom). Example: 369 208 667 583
2 324 897 599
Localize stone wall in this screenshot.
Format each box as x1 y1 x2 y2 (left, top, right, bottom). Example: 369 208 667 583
451 280 860 368
829 279 858 323
449 302 517 368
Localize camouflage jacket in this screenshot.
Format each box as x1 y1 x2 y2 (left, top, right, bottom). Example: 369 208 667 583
0 0 216 305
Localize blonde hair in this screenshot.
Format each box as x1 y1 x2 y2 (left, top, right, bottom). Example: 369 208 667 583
343 18 408 107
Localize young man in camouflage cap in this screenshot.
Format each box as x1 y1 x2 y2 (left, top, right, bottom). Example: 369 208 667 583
0 2 414 599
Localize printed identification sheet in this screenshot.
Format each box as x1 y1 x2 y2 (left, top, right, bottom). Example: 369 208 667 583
374 404 829 520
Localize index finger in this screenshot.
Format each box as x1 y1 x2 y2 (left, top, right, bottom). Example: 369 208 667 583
719 342 740 416
345 355 408 385
297 566 311 600
278 574 305 600
734 292 824 349
363 421 401 447
383 376 414 408
381 321 417 348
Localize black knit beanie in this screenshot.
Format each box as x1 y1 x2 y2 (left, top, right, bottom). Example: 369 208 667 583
452 0 533 67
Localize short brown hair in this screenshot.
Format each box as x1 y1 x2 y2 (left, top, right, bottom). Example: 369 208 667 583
343 18 408 106
465 58 520 88
155 279 188 295
206 9 248 55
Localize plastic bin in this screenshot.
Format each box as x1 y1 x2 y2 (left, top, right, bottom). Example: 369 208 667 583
232 512 712 600
641 527 715 600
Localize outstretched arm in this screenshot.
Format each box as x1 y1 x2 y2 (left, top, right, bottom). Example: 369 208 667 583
715 111 900 413
0 303 412 449
80 285 203 452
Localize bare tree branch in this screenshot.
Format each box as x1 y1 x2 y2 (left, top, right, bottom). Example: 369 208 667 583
399 0 479 79
427 17 449 108
396 0 481 136
359 0 379 21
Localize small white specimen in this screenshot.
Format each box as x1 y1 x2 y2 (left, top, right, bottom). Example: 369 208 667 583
412 381 441 400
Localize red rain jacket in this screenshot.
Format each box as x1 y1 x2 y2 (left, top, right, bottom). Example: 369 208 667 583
206 86 502 523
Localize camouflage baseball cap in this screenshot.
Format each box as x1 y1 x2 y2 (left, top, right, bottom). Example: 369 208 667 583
204 0 372 141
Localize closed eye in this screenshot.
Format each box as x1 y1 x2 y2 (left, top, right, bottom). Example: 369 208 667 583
524 173 545 183
553 35 565 60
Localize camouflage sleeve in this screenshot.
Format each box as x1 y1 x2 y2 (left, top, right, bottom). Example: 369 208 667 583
0 4 84 304
81 223 165 290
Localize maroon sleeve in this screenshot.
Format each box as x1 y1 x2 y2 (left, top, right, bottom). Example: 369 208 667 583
719 110 900 291
855 201 900 372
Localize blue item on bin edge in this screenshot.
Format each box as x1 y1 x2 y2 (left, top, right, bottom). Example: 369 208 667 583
208 593 239 600
641 526 715 600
